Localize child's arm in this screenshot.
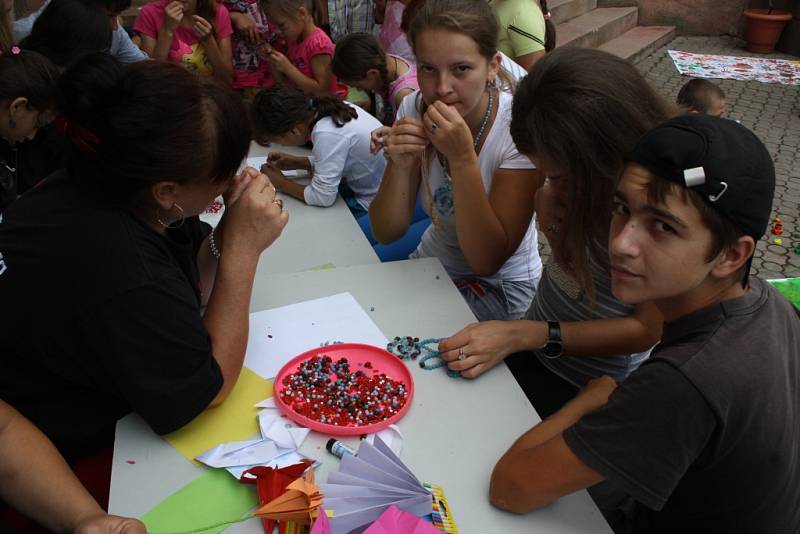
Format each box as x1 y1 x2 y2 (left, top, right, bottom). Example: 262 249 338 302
192 15 234 84
438 302 663 378
0 400 146 533
139 1 183 61
489 377 612 513
268 51 333 97
229 11 258 43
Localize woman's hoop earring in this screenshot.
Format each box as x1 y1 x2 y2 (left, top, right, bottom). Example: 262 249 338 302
155 203 186 229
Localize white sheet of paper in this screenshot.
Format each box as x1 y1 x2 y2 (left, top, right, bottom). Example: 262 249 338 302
196 438 280 468
244 156 300 177
244 292 388 380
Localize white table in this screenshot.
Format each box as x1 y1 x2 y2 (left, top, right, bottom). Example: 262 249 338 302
243 141 378 275
110 258 611 533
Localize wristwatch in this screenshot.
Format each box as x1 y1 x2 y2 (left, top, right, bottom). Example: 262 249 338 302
542 321 564 359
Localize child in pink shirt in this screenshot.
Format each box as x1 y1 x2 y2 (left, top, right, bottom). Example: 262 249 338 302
134 0 234 83
223 0 284 94
259 0 344 97
332 32 418 124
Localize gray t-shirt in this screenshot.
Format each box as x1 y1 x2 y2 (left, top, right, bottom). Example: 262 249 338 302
526 242 651 387
564 278 800 533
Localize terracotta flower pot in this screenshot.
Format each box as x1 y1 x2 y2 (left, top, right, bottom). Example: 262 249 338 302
743 8 793 53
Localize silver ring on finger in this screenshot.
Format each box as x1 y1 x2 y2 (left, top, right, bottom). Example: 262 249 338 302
431 122 438 131
458 347 466 361
273 198 283 210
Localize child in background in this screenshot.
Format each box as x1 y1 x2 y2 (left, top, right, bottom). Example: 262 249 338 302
375 0 413 62
489 0 555 71
223 0 283 96
260 0 343 97
252 85 386 219
370 0 542 321
491 114 800 534
677 78 726 117
134 0 234 84
332 32 417 124
0 48 58 212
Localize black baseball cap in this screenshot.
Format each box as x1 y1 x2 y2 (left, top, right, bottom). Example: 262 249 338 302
627 114 775 239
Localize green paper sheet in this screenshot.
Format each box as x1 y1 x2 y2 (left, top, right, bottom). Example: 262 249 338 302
141 468 258 534
768 278 800 308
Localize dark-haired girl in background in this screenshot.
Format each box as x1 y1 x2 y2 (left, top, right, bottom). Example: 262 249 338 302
0 54 287 462
252 84 386 219
0 48 59 211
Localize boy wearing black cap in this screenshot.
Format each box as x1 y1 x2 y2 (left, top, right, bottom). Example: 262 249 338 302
490 114 800 533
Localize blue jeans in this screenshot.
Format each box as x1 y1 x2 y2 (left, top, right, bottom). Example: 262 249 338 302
359 198 431 262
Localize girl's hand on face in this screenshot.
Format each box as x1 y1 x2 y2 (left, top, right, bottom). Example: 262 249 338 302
191 15 214 41
422 101 473 162
223 172 289 256
370 126 391 155
385 117 429 169
535 178 568 253
163 1 184 31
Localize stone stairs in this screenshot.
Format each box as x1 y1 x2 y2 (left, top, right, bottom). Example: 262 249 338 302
550 0 675 63
122 0 676 64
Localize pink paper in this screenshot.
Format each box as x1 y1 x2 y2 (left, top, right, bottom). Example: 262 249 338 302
309 507 332 534
363 506 441 534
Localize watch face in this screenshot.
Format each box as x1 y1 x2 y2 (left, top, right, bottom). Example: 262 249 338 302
543 342 562 358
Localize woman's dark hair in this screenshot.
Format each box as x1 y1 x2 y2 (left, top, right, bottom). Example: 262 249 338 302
332 33 387 86
20 0 112 68
251 85 356 142
0 50 59 110
540 0 555 52
511 47 675 295
58 53 250 200
0 2 13 54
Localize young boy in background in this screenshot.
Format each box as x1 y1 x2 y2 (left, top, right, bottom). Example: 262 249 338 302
677 78 726 116
490 114 800 534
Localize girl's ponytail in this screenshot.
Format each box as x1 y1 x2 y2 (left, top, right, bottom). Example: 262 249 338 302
251 86 355 142
540 0 556 52
311 95 356 127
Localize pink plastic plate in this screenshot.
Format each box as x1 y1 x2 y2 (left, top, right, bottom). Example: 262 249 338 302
273 343 414 436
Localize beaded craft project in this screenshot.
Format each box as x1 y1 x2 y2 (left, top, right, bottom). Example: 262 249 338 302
387 336 460 379
279 355 409 427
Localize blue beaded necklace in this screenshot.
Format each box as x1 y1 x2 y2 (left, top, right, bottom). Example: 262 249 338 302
387 336 461 379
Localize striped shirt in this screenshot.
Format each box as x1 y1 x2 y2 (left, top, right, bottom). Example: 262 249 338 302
525 242 653 387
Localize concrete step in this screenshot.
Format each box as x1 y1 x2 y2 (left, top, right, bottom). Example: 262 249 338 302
549 0 597 25
598 25 676 63
555 6 638 49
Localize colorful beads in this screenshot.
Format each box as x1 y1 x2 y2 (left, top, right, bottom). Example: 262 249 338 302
387 336 460 379
279 355 408 427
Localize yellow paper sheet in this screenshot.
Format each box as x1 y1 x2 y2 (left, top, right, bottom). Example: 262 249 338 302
164 366 273 462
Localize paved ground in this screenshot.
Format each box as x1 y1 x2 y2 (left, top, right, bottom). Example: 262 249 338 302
635 35 800 279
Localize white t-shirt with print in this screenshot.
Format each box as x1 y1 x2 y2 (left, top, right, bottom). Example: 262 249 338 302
398 89 542 283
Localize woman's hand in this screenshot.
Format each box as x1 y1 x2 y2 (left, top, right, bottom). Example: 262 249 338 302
191 15 214 41
370 126 391 155
163 1 184 32
422 101 474 163
385 117 429 170
230 12 258 43
222 171 288 257
535 178 568 255
267 152 302 170
260 162 289 192
438 320 542 379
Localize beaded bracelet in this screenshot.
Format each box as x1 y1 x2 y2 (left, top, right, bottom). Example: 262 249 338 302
208 227 221 260
386 336 461 379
